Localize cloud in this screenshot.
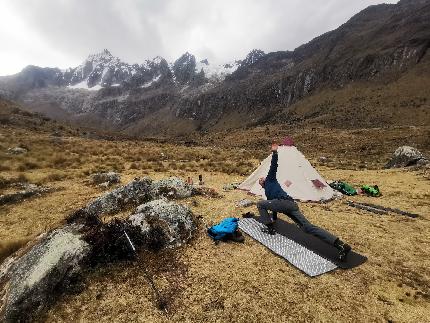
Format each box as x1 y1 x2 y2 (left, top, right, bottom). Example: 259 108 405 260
0 0 398 75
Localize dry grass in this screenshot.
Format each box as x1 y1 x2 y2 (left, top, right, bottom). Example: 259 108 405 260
39 169 430 323
0 238 31 263
1 117 429 322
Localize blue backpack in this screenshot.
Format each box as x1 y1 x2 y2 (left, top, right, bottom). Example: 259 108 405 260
207 218 239 241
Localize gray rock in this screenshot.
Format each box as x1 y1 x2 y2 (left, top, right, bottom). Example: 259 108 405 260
0 225 90 322
0 178 199 321
129 199 196 248
223 182 241 191
7 147 27 155
83 178 152 216
0 184 52 206
150 177 195 199
385 146 429 168
236 199 255 208
90 171 121 186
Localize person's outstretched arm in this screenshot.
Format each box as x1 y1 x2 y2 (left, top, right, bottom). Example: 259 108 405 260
267 142 278 180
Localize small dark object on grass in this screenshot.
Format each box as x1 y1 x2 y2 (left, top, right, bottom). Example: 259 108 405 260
346 201 420 218
346 201 387 215
242 212 255 218
358 202 419 218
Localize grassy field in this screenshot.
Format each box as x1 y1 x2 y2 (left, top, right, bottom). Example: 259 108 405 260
1 106 429 322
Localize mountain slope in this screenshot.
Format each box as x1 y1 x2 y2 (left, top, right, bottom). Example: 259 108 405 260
0 0 429 136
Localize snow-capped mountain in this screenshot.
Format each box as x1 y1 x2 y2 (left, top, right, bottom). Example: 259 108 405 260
61 49 242 91
195 59 240 82
0 0 428 139
63 49 170 90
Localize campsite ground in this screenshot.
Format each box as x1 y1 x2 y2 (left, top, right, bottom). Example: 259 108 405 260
1 122 429 322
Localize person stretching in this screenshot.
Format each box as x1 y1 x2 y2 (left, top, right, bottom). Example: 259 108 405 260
257 142 352 261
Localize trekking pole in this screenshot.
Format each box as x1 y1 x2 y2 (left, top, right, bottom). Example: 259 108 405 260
122 228 168 314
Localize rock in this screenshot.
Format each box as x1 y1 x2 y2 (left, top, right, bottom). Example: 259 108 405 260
385 146 429 168
82 178 152 217
0 184 52 206
150 177 195 199
236 199 255 208
319 156 328 163
97 182 111 190
0 177 199 321
7 147 27 155
223 182 241 191
0 225 90 322
129 199 196 248
90 172 121 186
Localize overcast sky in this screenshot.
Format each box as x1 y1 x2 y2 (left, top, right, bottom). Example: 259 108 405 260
0 0 398 75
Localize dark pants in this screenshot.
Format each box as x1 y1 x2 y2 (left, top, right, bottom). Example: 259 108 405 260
257 199 337 246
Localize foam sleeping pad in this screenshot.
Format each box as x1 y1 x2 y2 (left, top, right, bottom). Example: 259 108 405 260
238 216 367 276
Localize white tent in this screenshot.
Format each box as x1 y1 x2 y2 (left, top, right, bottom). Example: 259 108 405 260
239 145 335 202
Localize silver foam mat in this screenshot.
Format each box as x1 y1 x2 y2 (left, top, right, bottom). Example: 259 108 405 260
239 218 337 277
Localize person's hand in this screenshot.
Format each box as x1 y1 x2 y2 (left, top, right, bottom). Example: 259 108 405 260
271 141 278 152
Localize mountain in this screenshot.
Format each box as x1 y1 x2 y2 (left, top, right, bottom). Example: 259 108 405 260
0 0 429 136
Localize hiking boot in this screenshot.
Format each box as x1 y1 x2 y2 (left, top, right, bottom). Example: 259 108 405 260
261 223 276 235
335 239 352 262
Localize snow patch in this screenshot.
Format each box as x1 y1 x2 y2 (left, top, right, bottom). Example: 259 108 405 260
195 59 240 81
68 80 102 91
141 74 161 88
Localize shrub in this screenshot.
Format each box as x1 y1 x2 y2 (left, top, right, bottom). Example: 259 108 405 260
0 176 10 189
43 172 66 182
129 163 139 170
0 164 11 171
17 173 29 183
51 156 68 167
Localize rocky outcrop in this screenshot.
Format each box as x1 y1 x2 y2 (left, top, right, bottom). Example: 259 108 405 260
150 177 195 199
0 177 197 321
83 178 152 216
129 199 195 248
385 146 429 168
0 225 90 322
0 184 52 206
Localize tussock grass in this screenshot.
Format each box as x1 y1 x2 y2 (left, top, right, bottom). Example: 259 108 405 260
0 238 31 263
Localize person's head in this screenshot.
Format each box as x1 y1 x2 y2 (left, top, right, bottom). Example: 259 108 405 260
259 177 266 187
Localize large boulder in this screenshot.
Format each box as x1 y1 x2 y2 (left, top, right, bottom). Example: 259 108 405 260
0 225 90 322
77 178 153 218
1 178 197 321
150 177 195 199
385 146 429 168
129 199 196 248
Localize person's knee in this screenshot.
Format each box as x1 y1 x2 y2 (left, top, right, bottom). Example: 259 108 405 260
257 201 266 210
301 223 315 234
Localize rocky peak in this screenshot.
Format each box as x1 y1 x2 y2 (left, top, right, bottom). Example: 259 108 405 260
173 52 198 85
64 49 136 89
241 49 266 67
86 49 114 62
398 0 429 6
